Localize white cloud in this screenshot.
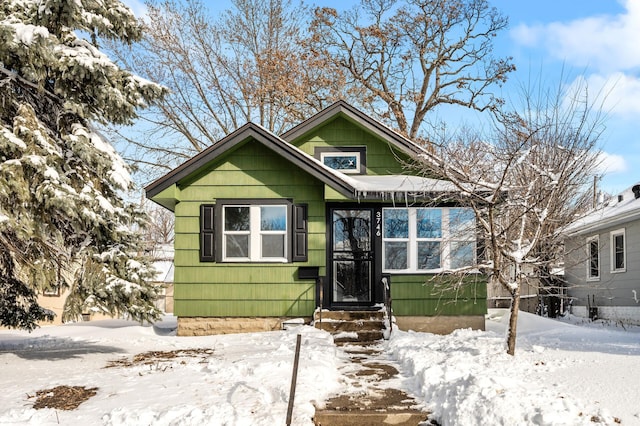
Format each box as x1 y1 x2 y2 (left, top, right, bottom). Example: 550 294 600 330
587 72 640 118
596 150 628 174
512 0 640 73
563 72 640 119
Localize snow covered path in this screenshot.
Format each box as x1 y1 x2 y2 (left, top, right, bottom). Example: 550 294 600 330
0 311 638 425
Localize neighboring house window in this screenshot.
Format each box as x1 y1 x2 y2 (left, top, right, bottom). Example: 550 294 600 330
586 235 599 280
382 207 475 272
199 201 307 263
314 147 366 174
610 229 626 272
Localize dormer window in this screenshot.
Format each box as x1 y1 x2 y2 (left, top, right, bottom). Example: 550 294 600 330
315 147 366 174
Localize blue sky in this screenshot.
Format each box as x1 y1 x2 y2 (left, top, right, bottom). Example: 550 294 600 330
490 0 638 194
124 0 638 194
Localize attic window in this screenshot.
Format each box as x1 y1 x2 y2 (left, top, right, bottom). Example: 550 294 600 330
315 147 366 174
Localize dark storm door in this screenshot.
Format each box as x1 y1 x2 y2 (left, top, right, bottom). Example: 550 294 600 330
331 209 374 304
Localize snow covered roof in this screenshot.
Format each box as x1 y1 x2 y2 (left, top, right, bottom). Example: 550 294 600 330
345 175 459 201
564 183 640 236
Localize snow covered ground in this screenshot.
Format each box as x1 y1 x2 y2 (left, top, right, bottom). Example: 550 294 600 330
0 310 638 425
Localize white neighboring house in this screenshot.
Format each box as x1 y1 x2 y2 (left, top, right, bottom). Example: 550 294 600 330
563 183 640 325
152 244 175 314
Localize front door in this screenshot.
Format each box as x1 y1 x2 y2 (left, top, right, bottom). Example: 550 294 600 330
330 208 374 305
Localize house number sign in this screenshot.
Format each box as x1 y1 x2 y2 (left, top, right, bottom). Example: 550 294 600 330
375 210 382 237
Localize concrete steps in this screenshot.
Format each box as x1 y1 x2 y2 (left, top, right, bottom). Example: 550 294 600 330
314 310 387 344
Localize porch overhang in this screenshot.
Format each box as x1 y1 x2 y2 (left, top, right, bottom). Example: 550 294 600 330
324 174 459 203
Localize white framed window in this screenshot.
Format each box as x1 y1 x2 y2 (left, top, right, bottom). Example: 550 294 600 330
382 207 475 273
314 146 366 174
610 228 626 273
320 151 361 174
223 204 288 262
586 235 600 281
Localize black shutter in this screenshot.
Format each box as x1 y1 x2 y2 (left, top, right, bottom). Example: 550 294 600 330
200 204 215 262
292 204 308 262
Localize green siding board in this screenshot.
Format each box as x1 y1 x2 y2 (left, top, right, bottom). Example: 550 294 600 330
176 283 314 300
173 248 325 268
175 299 315 317
177 266 314 284
391 276 487 299
389 275 487 316
393 299 486 316
174 217 199 233
292 117 411 175
172 139 326 317
173 200 325 219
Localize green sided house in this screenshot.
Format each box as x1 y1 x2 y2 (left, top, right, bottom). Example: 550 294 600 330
145 101 486 336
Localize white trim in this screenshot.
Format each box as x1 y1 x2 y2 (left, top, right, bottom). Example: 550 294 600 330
610 228 626 273
222 204 288 262
320 151 361 174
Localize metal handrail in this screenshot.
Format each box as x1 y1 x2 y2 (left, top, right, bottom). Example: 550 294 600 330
382 275 392 334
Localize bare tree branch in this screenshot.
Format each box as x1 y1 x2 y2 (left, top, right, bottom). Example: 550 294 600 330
415 76 605 355
308 0 515 139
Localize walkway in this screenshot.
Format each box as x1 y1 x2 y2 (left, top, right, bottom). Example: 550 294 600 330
313 339 435 425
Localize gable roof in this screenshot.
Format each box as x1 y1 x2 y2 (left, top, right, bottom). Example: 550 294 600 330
564 183 640 236
145 122 356 200
145 101 453 207
281 100 425 156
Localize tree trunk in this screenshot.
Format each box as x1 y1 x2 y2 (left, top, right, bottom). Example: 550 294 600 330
507 290 520 356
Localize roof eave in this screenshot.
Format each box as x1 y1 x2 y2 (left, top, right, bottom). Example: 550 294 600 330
145 122 359 201
564 208 640 237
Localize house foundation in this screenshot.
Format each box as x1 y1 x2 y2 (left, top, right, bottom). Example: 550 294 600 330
176 316 311 336
395 315 485 334
571 306 640 326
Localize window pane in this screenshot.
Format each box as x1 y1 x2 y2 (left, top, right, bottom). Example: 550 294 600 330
261 206 286 231
589 240 599 278
262 234 285 258
418 241 441 269
450 208 475 237
384 241 407 270
614 234 624 269
417 209 442 238
334 260 371 302
225 207 249 231
323 154 359 171
451 241 474 269
383 209 408 238
333 210 371 251
226 235 249 258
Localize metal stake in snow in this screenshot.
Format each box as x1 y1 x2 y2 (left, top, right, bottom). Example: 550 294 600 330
286 334 302 426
